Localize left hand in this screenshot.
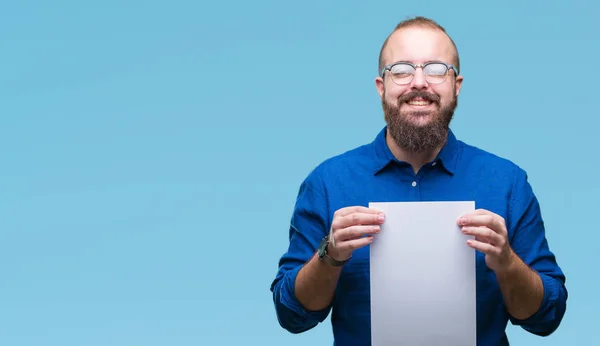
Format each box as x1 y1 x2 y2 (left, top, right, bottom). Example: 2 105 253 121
458 209 516 274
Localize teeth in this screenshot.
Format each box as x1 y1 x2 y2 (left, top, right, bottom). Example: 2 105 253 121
408 100 431 106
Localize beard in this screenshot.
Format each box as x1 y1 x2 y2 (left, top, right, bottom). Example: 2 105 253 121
382 88 457 153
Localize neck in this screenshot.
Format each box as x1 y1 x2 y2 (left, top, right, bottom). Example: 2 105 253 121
385 131 446 174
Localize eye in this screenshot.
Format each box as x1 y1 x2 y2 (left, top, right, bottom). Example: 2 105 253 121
424 63 447 76
389 64 415 83
390 64 414 76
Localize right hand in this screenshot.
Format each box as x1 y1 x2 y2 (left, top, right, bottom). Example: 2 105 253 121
327 206 385 261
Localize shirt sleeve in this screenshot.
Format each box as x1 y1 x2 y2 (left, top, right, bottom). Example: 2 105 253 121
270 171 332 333
506 166 568 336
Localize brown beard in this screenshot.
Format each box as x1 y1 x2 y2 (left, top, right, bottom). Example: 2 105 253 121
382 89 457 153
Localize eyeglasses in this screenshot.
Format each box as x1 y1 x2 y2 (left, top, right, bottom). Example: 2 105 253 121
380 61 458 85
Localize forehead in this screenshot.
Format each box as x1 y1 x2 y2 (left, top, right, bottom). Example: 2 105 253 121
384 26 455 65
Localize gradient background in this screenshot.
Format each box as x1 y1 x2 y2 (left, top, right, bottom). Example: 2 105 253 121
1 0 597 345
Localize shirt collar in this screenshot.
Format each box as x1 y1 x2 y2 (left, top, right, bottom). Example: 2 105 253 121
371 126 459 175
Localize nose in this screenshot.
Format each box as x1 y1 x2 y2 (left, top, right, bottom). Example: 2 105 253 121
410 67 429 90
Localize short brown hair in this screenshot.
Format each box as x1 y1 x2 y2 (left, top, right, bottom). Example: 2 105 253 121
378 16 460 76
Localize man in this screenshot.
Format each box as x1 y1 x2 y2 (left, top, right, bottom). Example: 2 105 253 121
270 16 567 345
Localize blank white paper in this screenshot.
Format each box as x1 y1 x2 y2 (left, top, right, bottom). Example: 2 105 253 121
368 201 476 346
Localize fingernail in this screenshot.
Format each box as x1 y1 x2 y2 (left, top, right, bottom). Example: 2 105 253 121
458 217 466 225
379 213 385 222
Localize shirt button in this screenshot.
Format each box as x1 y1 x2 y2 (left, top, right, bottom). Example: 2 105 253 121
432 162 437 166
411 181 417 187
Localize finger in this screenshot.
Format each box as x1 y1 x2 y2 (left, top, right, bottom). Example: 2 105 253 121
458 209 499 221
335 225 380 242
466 239 500 255
333 212 385 230
472 208 493 215
334 235 375 254
459 214 505 234
461 226 502 245
461 208 495 217
458 213 492 226
334 206 383 218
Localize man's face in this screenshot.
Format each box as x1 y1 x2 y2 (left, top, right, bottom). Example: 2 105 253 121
375 26 463 153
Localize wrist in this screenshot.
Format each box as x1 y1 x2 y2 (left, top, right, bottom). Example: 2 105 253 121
495 250 519 278
326 247 351 262
318 236 351 266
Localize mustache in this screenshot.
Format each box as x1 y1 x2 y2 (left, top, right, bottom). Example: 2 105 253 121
397 91 440 104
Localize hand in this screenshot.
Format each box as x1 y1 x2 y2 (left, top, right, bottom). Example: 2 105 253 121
327 206 385 261
458 209 516 274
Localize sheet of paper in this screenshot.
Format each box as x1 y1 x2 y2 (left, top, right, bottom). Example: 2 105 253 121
368 201 476 346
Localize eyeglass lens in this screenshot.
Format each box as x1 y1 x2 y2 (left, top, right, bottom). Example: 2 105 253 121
389 63 448 84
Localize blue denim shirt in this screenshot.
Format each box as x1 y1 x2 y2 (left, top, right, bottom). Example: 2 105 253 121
270 127 567 345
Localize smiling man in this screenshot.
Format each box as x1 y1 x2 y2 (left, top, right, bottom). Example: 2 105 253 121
270 17 567 345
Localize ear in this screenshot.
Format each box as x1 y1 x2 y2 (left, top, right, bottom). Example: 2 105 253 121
454 75 464 97
375 76 385 98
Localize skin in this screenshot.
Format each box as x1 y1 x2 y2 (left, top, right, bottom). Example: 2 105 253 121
294 206 383 311
295 26 544 321
458 209 544 320
375 26 463 173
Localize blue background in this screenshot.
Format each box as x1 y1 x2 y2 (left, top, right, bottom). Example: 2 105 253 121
1 0 597 345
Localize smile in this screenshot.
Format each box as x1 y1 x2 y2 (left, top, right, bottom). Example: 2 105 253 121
406 98 433 106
